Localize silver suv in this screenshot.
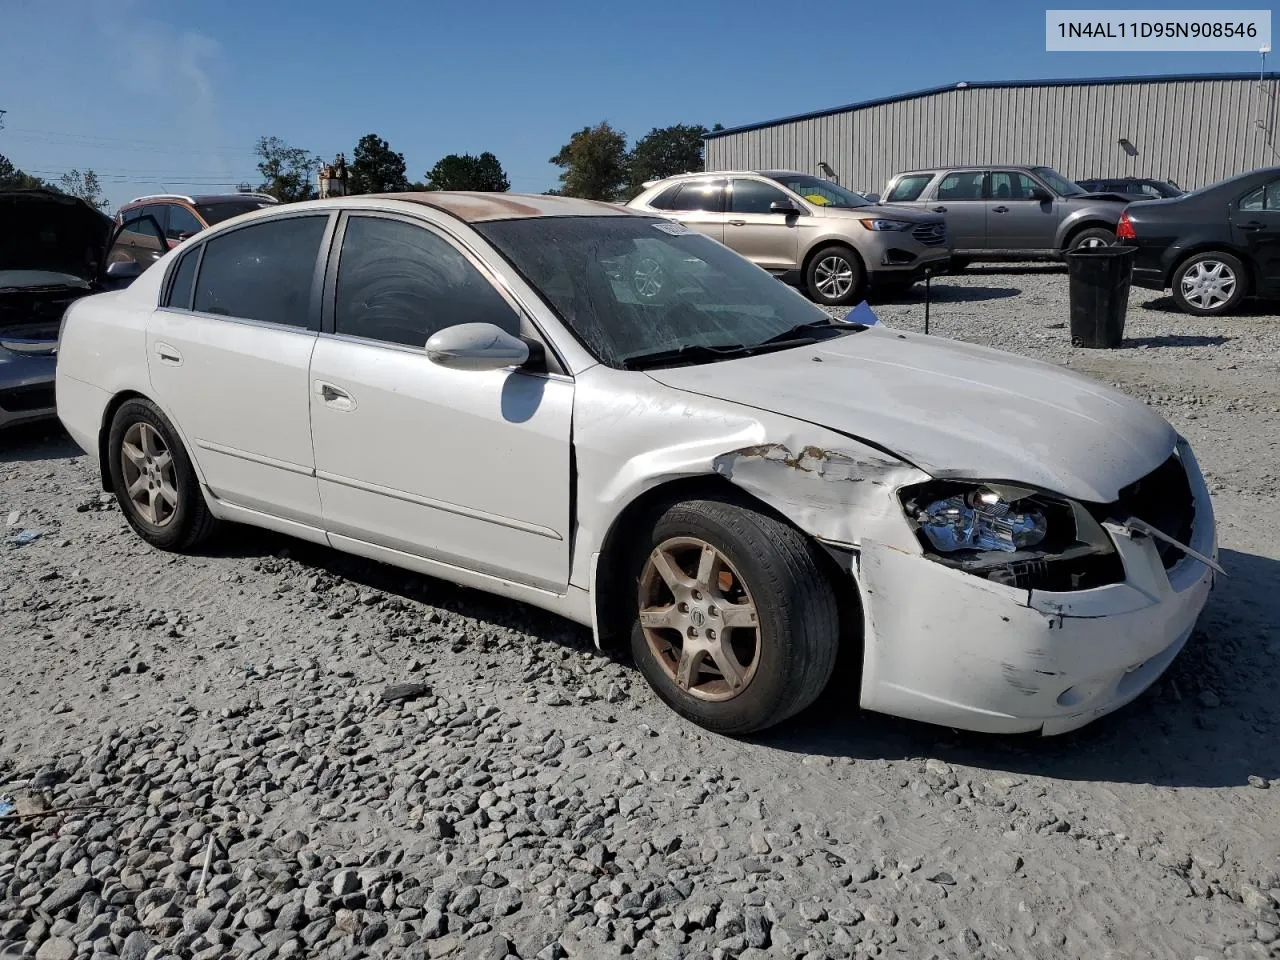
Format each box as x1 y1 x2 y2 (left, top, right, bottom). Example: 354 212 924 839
628 171 949 305
882 165 1128 268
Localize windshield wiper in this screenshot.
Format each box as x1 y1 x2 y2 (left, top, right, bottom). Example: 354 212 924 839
754 317 865 347
620 342 754 370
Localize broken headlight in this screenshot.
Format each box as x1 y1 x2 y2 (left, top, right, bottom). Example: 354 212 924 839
916 487 1047 553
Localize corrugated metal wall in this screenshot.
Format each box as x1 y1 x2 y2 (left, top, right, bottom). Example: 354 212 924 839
705 77 1280 195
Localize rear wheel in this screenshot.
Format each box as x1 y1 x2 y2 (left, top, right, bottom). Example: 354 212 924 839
1172 252 1246 316
627 498 840 735
1067 227 1116 252
107 398 217 550
805 245 864 306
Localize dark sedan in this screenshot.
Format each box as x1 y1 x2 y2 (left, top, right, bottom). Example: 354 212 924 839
1077 177 1183 200
1117 166 1280 316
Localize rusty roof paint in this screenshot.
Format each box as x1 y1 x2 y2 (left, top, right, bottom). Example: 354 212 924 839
367 191 637 223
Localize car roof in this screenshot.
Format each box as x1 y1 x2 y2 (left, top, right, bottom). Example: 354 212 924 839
894 164 1047 176
122 193 279 206
363 191 633 222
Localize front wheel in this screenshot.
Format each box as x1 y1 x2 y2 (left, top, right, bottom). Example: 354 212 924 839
627 498 840 735
1172 252 1246 316
805 246 865 306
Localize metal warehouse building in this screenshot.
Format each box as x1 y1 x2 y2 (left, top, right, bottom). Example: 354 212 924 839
704 72 1280 196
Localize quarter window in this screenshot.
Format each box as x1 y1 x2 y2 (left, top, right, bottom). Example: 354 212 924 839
193 216 327 329
936 172 985 201
729 179 789 214
334 216 521 348
669 181 725 213
648 185 683 210
886 174 932 202
165 249 199 309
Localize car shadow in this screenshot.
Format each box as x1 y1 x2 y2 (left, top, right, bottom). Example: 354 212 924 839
1140 294 1278 316
959 263 1066 275
1122 334 1232 348
869 284 1021 305
757 547 1280 790
0 422 81 462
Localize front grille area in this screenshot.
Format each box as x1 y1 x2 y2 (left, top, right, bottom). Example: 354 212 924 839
912 222 947 247
1109 454 1196 569
0 383 55 413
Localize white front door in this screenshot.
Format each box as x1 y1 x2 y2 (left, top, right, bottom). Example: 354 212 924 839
146 213 331 524
308 213 573 592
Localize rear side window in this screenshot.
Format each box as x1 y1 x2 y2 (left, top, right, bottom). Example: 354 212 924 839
193 216 327 329
648 186 683 210
165 249 198 309
1239 181 1280 211
936 172 985 201
886 174 933 202
334 216 521 348
670 181 725 212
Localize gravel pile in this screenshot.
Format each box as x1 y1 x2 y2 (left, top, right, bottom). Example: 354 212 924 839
2 265 1279 959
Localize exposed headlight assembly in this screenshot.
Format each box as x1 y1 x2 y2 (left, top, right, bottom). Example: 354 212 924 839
858 218 913 231
899 481 1123 591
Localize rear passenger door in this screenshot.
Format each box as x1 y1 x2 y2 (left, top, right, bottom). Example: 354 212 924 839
724 178 799 270
929 171 988 250
146 213 332 528
1232 180 1280 293
660 179 726 243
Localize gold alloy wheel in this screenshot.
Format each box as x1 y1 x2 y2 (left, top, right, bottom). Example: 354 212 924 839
120 421 178 527
638 536 761 701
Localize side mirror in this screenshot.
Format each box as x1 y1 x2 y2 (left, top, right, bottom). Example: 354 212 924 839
105 260 142 280
1030 187 1053 202
770 199 801 215
425 322 530 372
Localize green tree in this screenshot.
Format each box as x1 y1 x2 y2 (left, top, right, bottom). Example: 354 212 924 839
350 133 409 194
423 152 510 192
254 136 318 203
58 168 108 209
0 153 49 190
626 123 709 196
549 122 628 201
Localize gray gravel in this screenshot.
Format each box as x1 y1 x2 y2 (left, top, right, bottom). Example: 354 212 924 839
2 265 1279 960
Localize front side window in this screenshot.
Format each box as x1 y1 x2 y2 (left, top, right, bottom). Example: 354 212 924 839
1031 166 1085 197
886 174 932 202
476 216 849 368
987 172 1042 200
167 205 203 240
767 174 870 208
670 181 725 213
193 215 327 328
334 216 520 347
729 179 789 214
936 172 985 201
1239 181 1280 211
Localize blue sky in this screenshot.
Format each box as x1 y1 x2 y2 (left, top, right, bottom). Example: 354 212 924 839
0 0 1270 211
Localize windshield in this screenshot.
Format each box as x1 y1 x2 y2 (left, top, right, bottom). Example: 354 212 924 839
766 174 872 209
195 200 275 226
1033 167 1085 197
476 216 846 368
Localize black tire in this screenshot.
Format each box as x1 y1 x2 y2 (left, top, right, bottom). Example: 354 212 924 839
1066 227 1116 252
107 398 218 551
805 245 865 306
1171 251 1247 317
948 256 971 273
627 498 840 735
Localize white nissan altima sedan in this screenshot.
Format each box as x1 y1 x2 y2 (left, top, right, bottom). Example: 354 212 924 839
55 192 1218 736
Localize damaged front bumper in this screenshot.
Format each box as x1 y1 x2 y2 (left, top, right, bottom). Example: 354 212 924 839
856 441 1216 735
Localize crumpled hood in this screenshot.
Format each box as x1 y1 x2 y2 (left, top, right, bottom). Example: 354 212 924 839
647 327 1176 503
0 189 113 283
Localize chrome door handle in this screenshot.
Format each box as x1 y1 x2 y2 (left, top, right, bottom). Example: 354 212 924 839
315 380 355 411
992 206 1010 213
932 206 947 213
154 342 182 364
728 219 746 226
1239 221 1265 231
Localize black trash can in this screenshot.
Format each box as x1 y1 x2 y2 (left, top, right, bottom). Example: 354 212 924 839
1065 245 1136 348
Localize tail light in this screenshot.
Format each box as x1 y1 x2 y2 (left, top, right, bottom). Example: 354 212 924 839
1116 212 1136 240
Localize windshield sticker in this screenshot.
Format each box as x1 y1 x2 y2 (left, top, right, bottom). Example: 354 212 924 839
652 221 694 236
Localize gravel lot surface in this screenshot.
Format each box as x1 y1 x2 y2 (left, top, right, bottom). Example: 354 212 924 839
2 265 1279 960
